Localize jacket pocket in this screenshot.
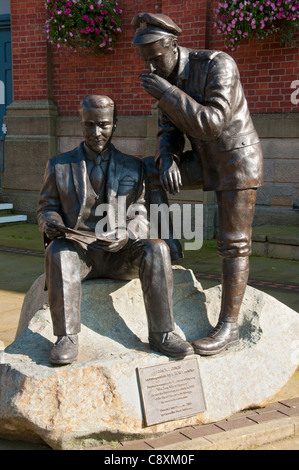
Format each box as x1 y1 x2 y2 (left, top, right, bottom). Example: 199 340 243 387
117 179 137 199
218 130 260 152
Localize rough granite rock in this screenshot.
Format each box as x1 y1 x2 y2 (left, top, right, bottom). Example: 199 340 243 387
0 266 298 450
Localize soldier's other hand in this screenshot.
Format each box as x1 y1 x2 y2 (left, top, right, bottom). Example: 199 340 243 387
139 73 171 100
159 155 182 195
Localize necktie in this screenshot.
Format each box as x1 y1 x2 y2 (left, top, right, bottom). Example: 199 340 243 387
89 155 104 194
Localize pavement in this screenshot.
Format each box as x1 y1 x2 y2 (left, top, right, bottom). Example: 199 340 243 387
0 223 298 451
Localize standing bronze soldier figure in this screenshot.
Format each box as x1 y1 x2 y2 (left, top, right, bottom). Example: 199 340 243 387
132 13 263 356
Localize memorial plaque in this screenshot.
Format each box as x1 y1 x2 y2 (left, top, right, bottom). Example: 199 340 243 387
137 357 206 426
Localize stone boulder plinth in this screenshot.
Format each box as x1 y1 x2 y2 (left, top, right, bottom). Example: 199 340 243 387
0 266 298 450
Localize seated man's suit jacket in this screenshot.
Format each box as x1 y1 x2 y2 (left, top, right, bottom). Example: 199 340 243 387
37 142 149 250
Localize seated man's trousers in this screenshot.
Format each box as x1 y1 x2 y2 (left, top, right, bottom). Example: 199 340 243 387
45 238 175 336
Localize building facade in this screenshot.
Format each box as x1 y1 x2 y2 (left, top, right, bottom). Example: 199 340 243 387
0 0 298 234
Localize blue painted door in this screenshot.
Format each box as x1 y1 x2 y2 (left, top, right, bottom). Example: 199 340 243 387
0 19 12 187
0 24 12 138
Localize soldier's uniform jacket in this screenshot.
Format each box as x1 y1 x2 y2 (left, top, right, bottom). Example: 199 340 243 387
156 47 264 192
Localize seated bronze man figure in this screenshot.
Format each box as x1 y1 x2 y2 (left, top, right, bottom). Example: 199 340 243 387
37 94 193 365
132 13 264 356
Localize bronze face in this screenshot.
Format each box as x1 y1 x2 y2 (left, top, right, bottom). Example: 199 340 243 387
137 39 178 79
81 106 116 154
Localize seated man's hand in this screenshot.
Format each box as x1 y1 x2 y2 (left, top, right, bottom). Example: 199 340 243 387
44 222 63 240
159 155 182 194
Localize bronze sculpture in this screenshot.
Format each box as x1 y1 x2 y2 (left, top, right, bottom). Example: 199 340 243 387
37 94 193 365
132 13 264 356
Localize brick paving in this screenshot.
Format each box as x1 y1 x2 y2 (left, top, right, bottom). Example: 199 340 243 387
194 272 299 293
92 398 299 450
0 244 44 257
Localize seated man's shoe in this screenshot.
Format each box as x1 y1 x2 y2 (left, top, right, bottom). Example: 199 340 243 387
50 334 79 365
149 331 194 358
192 322 239 356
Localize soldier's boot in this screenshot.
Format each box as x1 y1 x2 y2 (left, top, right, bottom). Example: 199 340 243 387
192 257 249 356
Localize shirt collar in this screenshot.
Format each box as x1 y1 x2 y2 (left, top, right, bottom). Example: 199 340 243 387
84 142 112 162
173 46 190 88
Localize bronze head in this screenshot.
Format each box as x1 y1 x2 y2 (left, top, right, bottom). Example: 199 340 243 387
79 95 117 154
132 13 181 79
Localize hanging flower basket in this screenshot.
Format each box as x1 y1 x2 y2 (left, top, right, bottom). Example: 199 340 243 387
45 0 123 53
214 0 299 49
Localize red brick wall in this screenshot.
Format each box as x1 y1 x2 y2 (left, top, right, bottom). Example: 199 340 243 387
220 37 299 113
51 0 160 115
10 0 299 115
10 0 49 100
161 0 209 49
50 0 212 115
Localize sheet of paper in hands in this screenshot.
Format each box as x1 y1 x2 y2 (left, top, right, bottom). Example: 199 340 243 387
46 220 113 245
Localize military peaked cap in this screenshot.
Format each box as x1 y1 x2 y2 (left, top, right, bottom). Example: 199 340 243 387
132 13 182 45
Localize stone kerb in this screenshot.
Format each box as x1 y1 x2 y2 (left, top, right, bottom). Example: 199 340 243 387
0 267 298 450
